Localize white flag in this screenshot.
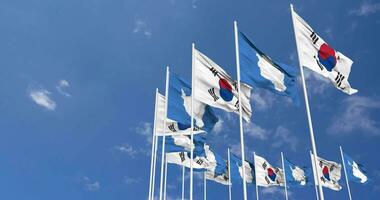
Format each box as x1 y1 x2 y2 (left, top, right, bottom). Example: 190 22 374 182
310 153 342 191
254 154 284 187
155 92 204 136
193 48 252 122
166 151 210 169
205 170 230 185
291 9 357 95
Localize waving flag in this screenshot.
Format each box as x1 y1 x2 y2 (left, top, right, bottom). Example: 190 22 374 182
158 133 207 157
343 152 369 184
193 48 252 122
311 153 342 191
155 92 204 136
230 154 255 184
168 73 219 133
238 31 299 103
291 8 357 95
205 148 230 185
254 154 285 187
166 151 209 170
284 158 312 187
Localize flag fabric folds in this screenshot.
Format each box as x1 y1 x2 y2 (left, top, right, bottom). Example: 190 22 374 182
238 31 299 103
291 9 357 95
193 48 252 122
284 158 312 187
310 153 342 191
230 154 255 184
168 73 219 133
158 133 207 157
166 151 209 170
205 149 230 185
254 154 285 187
343 152 369 184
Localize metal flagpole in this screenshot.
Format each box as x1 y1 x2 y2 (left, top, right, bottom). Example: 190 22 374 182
233 20 248 200
190 43 195 200
310 151 320 200
340 146 353 200
182 165 185 200
281 152 289 200
152 124 159 200
290 4 324 200
149 89 159 200
254 152 259 200
159 66 170 200
204 173 207 200
164 156 168 200
228 148 232 200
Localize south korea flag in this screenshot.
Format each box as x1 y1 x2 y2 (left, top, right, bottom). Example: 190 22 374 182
254 154 285 187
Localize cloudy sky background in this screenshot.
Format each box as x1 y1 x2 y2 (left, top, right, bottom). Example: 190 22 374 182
0 0 379 199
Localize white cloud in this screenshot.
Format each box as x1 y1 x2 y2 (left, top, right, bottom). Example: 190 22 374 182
324 28 334 40
244 122 268 140
212 119 223 135
327 96 380 136
56 79 71 97
261 187 292 197
271 126 298 152
192 0 198 9
136 122 153 143
251 89 275 111
83 176 100 191
115 143 138 158
350 1 380 16
133 19 152 37
29 88 56 111
302 69 330 95
124 177 141 184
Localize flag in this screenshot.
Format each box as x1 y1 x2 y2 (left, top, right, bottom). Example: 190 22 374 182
193 48 252 122
230 154 255 184
310 153 342 191
168 73 219 133
205 148 230 185
284 158 312 187
155 92 204 136
343 152 369 184
166 151 209 170
158 133 207 157
238 31 299 103
254 154 285 187
291 8 357 95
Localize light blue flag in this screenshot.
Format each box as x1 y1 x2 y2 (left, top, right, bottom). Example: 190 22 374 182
238 31 299 104
230 154 255 184
168 73 219 133
343 152 369 184
284 158 312 187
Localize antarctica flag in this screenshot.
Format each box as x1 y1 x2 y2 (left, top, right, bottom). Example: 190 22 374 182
193 48 252 122
238 31 299 103
254 154 285 187
291 8 357 95
343 152 369 184
311 153 342 191
284 158 311 187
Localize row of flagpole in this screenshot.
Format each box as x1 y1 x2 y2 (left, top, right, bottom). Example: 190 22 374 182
147 4 362 200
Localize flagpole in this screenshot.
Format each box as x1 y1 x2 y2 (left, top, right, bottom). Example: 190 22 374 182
163 155 168 200
254 152 259 200
228 148 232 200
182 165 185 200
204 173 207 200
234 20 248 200
340 146 353 200
290 4 324 200
152 122 159 200
310 151 320 200
281 152 289 200
149 89 159 200
190 43 195 200
159 66 170 200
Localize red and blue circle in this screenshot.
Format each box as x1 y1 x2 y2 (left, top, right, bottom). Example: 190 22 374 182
317 43 337 71
218 79 234 102
267 168 277 182
322 166 330 181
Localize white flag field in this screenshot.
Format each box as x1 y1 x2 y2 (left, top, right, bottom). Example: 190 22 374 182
193 48 252 122
155 92 204 136
311 153 342 191
254 154 285 187
292 9 357 95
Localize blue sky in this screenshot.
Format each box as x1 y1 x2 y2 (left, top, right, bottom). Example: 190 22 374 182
0 0 379 199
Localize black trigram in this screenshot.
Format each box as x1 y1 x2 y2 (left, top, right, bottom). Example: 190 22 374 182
209 67 219 76
179 152 186 162
335 72 345 88
234 100 240 110
310 32 319 44
265 176 271 184
168 124 177 132
262 162 267 169
208 88 219 101
196 159 204 165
